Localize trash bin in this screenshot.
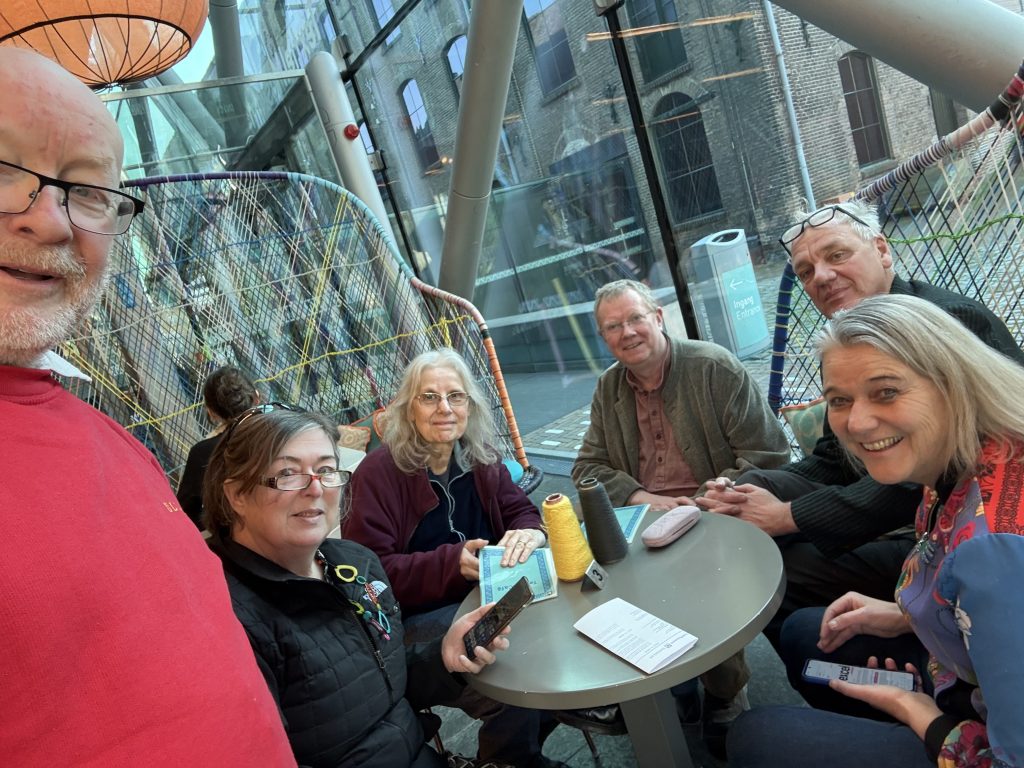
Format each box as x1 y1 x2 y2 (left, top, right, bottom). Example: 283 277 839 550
686 229 770 359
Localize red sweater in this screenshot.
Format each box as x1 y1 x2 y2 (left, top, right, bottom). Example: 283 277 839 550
0 366 295 766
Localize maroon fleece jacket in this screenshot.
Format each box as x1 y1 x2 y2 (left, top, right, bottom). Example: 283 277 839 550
344 445 541 611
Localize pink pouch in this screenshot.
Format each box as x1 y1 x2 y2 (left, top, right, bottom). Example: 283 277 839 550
641 505 701 548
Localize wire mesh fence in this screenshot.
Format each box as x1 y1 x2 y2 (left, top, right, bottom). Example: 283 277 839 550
768 72 1024 415
59 172 525 486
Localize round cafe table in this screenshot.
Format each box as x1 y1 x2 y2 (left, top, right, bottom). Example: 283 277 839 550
457 509 784 767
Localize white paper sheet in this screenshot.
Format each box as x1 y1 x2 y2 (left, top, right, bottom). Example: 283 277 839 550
573 597 698 674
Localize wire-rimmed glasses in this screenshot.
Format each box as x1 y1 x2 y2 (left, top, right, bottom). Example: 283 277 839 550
599 310 655 338
0 160 144 236
260 469 351 491
779 205 872 256
416 391 470 408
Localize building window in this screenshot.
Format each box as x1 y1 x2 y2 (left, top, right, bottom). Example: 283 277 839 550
652 93 722 223
524 0 576 95
838 52 890 166
357 121 375 156
624 0 686 82
446 35 468 95
368 0 400 45
400 80 440 171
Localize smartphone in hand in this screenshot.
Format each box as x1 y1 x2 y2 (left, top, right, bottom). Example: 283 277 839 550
802 659 915 691
463 576 533 660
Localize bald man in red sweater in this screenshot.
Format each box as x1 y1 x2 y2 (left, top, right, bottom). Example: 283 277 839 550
0 47 294 765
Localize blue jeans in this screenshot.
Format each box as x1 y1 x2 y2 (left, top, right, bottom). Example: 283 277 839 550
727 706 935 767
779 607 931 720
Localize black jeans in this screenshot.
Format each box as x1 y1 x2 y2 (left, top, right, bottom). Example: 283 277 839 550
736 469 915 651
779 606 930 719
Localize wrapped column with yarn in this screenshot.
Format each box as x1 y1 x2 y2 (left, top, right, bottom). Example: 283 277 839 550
542 493 592 581
577 477 628 564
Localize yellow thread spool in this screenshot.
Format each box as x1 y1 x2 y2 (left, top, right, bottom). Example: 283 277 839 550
542 493 592 582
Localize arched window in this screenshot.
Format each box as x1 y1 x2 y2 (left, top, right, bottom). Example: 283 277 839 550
400 79 440 171
368 0 400 45
652 93 722 222
838 52 891 166
524 0 576 95
357 121 375 156
624 0 686 82
445 35 468 96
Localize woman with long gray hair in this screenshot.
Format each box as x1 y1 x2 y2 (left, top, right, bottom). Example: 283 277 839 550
344 348 562 768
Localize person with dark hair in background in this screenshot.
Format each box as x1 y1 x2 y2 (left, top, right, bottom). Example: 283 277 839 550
204 405 509 768
176 365 260 528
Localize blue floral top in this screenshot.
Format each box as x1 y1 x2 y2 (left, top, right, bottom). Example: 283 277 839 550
895 438 1024 767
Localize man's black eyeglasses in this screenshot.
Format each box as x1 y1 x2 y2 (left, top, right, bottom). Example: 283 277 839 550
779 205 872 256
0 159 145 236
222 402 299 446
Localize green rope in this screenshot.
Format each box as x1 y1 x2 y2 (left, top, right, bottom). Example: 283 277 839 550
888 212 1024 245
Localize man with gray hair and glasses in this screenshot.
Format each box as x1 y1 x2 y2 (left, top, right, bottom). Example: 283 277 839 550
699 199 1024 656
573 278 790 756
0 48 294 763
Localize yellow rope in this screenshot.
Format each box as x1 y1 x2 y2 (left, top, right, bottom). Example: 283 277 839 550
113 314 474 430
542 493 592 582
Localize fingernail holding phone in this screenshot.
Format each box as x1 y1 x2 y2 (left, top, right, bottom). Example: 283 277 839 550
463 576 533 660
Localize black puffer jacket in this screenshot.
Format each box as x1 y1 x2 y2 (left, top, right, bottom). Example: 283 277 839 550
212 537 464 768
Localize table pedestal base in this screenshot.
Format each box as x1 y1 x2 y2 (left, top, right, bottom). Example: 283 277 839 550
621 688 694 768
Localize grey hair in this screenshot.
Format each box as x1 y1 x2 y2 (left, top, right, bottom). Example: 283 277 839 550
816 294 1024 480
594 279 658 320
782 199 882 252
381 348 501 474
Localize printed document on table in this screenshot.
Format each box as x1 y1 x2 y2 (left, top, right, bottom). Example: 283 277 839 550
479 546 558 605
573 597 698 674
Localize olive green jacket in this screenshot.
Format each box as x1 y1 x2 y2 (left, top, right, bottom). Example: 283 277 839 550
572 337 790 505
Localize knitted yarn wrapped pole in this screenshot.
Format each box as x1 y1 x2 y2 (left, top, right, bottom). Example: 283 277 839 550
542 493 592 582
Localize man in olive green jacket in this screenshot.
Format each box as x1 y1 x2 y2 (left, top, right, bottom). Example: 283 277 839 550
572 279 790 756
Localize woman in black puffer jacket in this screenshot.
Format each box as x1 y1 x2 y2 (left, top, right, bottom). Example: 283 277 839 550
204 406 507 768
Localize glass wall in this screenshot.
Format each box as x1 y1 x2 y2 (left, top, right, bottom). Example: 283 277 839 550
100 0 969 448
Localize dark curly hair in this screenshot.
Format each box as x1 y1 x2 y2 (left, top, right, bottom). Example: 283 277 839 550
203 366 258 422
202 408 341 544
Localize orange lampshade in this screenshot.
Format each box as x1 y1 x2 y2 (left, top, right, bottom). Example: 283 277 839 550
0 0 208 88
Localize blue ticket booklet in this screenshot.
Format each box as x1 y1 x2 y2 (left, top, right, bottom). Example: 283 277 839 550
479 545 558 605
581 504 650 544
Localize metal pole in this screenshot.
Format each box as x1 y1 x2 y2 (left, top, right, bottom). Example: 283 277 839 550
770 0 1024 111
437 0 524 301
762 1 815 208
208 0 249 146
306 52 398 248
345 71 420 276
598 3 700 340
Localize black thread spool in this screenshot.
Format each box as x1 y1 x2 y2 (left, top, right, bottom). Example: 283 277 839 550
577 477 628 564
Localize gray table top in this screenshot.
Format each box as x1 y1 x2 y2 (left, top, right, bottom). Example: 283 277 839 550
458 509 784 709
